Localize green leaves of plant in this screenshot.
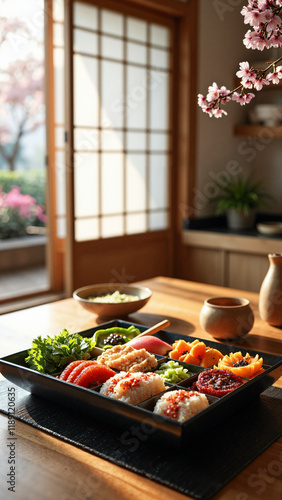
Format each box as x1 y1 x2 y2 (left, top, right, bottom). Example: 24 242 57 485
25 329 96 374
212 171 275 215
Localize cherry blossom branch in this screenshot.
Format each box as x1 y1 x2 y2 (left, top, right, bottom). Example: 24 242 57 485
198 0 282 118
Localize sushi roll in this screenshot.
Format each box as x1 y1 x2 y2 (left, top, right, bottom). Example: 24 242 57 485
100 371 166 405
153 389 209 422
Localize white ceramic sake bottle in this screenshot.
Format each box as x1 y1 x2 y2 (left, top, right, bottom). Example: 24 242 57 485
259 253 282 327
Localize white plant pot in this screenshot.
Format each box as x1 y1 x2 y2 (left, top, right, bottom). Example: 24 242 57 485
226 209 256 230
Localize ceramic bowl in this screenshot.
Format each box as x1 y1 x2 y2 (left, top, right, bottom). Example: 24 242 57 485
256 221 282 236
199 297 254 340
73 283 152 318
249 104 282 126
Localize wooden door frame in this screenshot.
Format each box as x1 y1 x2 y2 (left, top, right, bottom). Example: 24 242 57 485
63 0 198 295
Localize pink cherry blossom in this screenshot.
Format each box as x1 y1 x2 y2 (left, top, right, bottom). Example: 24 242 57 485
198 94 207 107
198 0 282 118
242 76 256 88
258 1 269 10
206 83 220 102
0 17 44 171
232 92 256 105
236 61 252 79
266 65 282 82
213 108 228 118
269 33 282 46
266 14 282 31
254 76 270 90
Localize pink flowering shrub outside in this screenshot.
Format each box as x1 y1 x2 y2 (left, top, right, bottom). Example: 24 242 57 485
0 186 46 239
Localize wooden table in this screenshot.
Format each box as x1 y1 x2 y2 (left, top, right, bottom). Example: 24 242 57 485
0 277 281 500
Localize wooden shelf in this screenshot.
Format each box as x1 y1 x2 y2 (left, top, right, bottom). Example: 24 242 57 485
234 124 282 137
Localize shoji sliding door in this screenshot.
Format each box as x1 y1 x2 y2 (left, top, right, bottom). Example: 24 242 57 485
64 0 176 293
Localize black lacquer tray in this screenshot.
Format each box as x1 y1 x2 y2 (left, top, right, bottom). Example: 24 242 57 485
0 320 281 449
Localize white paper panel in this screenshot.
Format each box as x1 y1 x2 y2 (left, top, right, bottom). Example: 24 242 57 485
127 42 147 65
127 66 147 129
75 218 99 241
127 17 147 42
126 154 146 212
56 217 66 238
101 215 123 238
101 60 124 128
54 48 64 124
53 22 64 47
101 153 123 214
149 133 168 152
74 2 98 30
150 24 170 47
55 151 66 216
126 213 146 234
55 126 65 149
150 48 169 70
74 54 98 127
126 131 146 151
101 10 123 36
74 153 99 217
149 154 168 209
74 128 99 151
101 129 123 151
101 35 123 60
149 210 167 230
53 0 64 22
74 29 98 56
149 70 169 130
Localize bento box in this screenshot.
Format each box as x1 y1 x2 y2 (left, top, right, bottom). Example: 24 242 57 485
0 320 281 449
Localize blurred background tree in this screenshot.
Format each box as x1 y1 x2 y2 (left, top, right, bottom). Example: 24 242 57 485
0 17 44 171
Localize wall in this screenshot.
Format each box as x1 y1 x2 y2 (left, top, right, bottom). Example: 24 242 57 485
194 0 282 218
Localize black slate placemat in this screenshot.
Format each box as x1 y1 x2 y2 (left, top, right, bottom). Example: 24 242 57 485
0 379 281 500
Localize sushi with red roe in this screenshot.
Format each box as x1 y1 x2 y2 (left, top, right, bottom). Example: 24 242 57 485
153 389 209 422
100 371 166 405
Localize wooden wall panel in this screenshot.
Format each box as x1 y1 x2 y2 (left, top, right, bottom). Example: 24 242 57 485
72 233 171 291
180 246 224 287
228 253 269 293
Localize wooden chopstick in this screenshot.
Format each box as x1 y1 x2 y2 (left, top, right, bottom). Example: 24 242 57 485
137 319 170 338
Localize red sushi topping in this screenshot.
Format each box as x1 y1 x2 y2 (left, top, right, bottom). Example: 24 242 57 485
73 364 116 388
120 372 150 390
59 360 87 381
106 375 120 394
65 360 98 383
196 369 243 397
164 390 198 420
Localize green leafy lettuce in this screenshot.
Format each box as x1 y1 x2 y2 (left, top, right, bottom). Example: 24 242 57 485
25 329 95 374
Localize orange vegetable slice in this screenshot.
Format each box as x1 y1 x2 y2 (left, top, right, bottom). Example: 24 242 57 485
188 339 200 348
200 348 223 368
169 339 190 359
216 351 264 378
190 342 206 363
180 353 201 365
169 338 224 367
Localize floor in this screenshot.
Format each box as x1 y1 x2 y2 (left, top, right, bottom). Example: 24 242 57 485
0 266 49 301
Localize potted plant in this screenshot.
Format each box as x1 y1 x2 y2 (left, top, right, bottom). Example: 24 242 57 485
212 172 274 230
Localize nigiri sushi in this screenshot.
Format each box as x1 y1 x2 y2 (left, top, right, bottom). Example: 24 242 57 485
100 371 165 405
153 389 209 422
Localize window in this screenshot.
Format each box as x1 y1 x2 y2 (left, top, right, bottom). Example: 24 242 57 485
72 2 172 241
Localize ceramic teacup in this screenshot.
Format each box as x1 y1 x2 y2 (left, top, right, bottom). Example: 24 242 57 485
199 297 254 340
